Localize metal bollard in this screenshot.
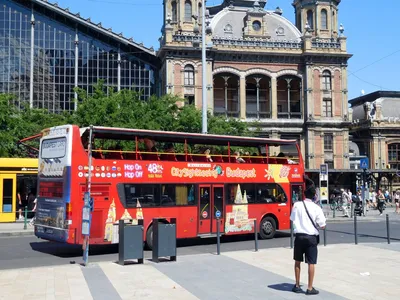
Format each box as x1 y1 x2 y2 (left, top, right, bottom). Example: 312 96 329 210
333 203 336 218
23 206 28 230
354 215 358 245
216 219 221 255
290 220 294 249
350 202 354 218
254 219 258 252
323 227 327 247
386 214 391 244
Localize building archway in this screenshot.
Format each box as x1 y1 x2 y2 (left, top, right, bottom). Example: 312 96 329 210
245 75 271 119
277 75 302 119
213 73 240 117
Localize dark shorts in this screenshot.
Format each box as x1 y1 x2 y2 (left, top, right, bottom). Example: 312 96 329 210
294 234 318 264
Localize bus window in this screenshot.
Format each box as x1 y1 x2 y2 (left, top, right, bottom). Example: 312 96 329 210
161 184 197 206
256 183 287 203
121 184 160 208
226 183 287 204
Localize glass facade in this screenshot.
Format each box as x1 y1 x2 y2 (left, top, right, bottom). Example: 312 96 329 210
0 0 157 112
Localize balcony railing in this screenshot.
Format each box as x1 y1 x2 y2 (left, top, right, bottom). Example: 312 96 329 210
246 111 271 119
212 37 303 49
173 34 202 43
278 112 302 119
311 39 341 49
214 110 240 118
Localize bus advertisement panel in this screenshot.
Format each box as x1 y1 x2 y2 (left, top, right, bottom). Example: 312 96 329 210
35 125 72 242
35 125 304 248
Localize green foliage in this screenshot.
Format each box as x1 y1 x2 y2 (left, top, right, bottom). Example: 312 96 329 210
0 94 67 157
1 82 252 157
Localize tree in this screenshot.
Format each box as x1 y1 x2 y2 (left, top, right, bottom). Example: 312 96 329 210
0 94 67 157
0 83 252 157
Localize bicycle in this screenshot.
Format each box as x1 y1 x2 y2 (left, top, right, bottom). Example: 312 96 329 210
330 196 344 211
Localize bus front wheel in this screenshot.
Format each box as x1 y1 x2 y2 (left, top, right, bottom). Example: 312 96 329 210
259 217 276 239
146 225 153 250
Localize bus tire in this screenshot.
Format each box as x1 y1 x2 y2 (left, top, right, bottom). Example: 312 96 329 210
146 225 153 250
259 216 276 239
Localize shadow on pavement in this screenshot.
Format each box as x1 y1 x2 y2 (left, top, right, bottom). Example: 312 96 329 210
29 231 290 258
268 283 295 292
326 229 400 242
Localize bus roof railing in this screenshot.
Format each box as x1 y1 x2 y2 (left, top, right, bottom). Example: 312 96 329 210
81 126 298 147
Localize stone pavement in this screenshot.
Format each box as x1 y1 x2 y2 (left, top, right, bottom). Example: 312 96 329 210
0 220 33 237
323 205 398 222
1 243 399 300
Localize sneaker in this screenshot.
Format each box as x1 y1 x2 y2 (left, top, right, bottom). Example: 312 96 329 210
306 288 319 295
292 285 302 293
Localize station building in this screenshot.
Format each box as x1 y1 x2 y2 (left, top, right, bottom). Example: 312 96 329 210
158 0 352 178
0 0 159 112
349 91 400 192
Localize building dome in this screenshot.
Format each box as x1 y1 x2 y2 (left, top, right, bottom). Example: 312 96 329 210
210 6 302 42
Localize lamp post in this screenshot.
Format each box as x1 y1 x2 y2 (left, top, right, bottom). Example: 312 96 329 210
201 0 207 134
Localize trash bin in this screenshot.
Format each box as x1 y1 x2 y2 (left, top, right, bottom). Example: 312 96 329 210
152 218 176 263
118 219 144 265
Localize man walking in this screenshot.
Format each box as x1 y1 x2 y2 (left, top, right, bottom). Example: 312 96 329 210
291 176 326 295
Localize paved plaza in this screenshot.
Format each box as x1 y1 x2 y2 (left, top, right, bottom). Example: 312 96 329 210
1 242 399 300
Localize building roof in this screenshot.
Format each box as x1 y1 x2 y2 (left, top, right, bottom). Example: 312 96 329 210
14 0 157 63
349 91 400 106
210 2 302 42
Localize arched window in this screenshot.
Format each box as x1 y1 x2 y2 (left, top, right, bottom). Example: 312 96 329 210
389 143 400 182
184 1 192 22
322 70 332 90
184 65 195 86
171 1 177 22
307 10 314 29
321 9 328 30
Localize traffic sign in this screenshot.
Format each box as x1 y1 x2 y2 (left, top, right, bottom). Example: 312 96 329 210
202 211 208 218
215 210 221 218
360 157 369 170
320 164 328 175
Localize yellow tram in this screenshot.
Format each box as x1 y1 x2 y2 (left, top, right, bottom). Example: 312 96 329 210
0 158 38 222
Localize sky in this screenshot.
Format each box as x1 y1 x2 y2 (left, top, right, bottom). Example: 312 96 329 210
54 0 399 100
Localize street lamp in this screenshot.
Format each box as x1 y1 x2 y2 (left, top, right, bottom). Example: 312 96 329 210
201 1 208 134
193 2 210 134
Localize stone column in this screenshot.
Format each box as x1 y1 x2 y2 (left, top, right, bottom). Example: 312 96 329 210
240 75 246 119
271 76 277 119
206 61 213 113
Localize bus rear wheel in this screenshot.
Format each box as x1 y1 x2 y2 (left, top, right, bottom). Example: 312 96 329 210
259 217 276 239
146 225 153 250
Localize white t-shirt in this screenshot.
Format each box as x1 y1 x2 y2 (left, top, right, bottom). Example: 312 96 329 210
290 199 326 236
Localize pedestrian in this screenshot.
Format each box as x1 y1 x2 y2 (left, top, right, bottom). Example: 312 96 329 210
29 197 37 226
370 190 377 209
395 191 400 214
290 176 326 295
341 188 351 217
377 189 385 216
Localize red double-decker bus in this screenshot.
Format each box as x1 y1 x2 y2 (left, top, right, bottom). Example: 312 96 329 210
35 125 304 248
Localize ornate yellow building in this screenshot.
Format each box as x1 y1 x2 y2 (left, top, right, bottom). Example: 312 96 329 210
158 0 352 172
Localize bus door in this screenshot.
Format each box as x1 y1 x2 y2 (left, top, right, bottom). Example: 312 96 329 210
198 185 224 235
0 174 16 222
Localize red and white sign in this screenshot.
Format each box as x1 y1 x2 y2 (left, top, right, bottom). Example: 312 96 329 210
202 211 208 218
